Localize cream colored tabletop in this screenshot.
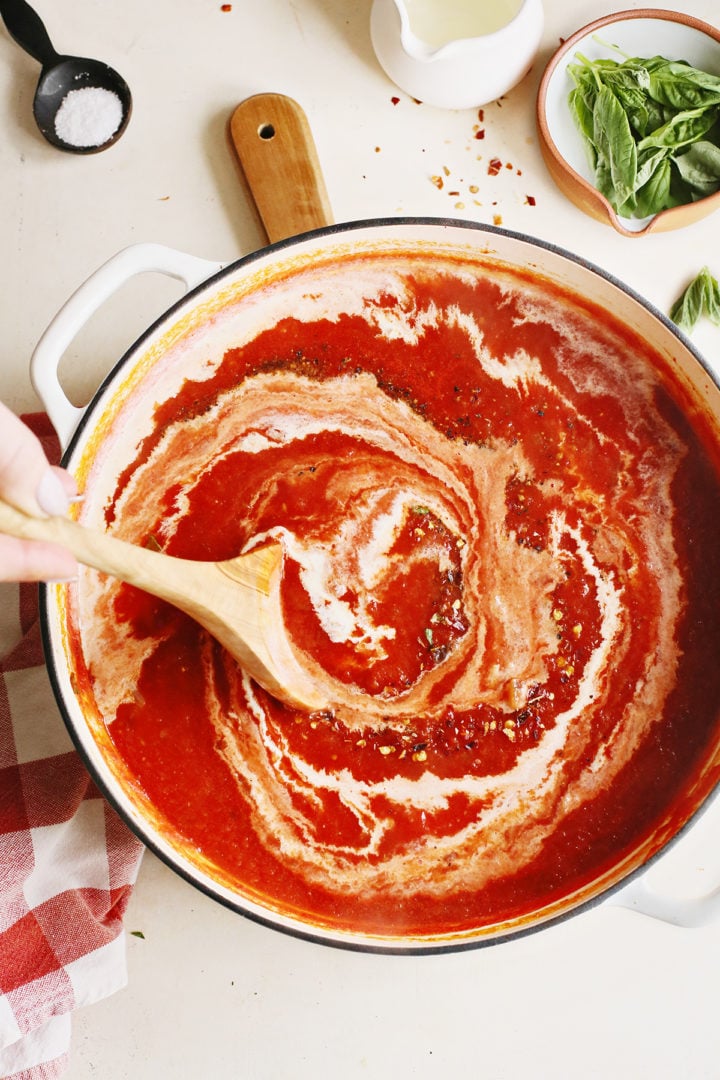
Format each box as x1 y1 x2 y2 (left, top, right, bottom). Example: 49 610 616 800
2 1 720 1077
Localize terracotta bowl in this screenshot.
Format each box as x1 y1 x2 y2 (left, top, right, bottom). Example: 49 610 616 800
536 9 720 237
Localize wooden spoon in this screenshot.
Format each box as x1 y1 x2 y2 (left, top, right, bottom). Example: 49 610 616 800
0 497 328 713
0 97 336 713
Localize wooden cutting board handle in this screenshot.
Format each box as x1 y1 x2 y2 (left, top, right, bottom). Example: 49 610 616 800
229 93 334 244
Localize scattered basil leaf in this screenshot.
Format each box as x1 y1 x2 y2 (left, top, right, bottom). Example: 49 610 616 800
670 267 720 332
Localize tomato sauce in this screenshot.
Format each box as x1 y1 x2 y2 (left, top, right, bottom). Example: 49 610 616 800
71 251 720 939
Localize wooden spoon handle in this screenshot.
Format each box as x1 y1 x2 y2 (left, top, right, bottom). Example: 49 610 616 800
229 93 333 243
0 495 182 599
0 495 323 709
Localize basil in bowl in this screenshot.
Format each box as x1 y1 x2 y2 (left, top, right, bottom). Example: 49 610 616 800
536 9 720 237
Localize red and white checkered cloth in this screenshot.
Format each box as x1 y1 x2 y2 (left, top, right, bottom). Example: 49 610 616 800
0 415 144 1079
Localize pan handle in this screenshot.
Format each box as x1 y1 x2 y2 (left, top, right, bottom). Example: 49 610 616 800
31 243 223 449
607 793 720 928
608 875 720 929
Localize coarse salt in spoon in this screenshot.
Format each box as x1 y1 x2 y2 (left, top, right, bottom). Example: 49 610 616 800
0 0 131 153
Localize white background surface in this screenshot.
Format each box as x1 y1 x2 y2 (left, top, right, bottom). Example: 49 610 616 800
2 1 720 1077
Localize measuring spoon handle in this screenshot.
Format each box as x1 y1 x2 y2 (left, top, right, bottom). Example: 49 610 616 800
0 0 59 68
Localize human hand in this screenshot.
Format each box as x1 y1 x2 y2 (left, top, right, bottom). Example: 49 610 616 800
0 402 78 582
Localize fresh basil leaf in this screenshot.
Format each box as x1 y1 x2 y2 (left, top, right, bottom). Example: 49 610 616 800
604 78 655 137
569 87 596 163
620 56 672 75
649 61 720 109
670 268 720 332
613 147 667 216
673 140 720 194
634 157 674 217
566 50 720 221
635 145 671 188
599 65 651 94
638 105 719 151
592 84 637 209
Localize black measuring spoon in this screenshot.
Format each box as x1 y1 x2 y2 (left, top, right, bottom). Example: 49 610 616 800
0 0 131 153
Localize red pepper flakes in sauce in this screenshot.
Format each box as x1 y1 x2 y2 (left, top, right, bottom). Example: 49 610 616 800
488 158 502 176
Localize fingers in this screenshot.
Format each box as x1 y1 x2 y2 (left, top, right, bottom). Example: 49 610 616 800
0 404 80 582
0 534 78 583
0 402 77 517
52 466 79 500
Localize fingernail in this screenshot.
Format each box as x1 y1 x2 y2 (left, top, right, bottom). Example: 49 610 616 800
36 469 71 517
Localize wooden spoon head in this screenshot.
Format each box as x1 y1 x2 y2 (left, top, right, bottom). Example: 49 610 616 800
188 542 330 714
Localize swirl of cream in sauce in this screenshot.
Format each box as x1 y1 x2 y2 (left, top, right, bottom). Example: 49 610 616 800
79 262 686 903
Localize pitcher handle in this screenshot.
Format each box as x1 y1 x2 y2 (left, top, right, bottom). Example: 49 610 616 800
31 243 223 449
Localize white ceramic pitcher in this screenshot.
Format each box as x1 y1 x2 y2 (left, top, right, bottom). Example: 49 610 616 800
370 0 544 109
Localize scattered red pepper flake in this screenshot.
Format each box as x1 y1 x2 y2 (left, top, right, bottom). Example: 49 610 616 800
220 3 232 9
488 158 502 176
505 162 513 170
391 96 400 105
526 195 537 206
431 175 444 190
448 190 460 196
375 146 381 153
478 109 484 122
475 129 485 140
